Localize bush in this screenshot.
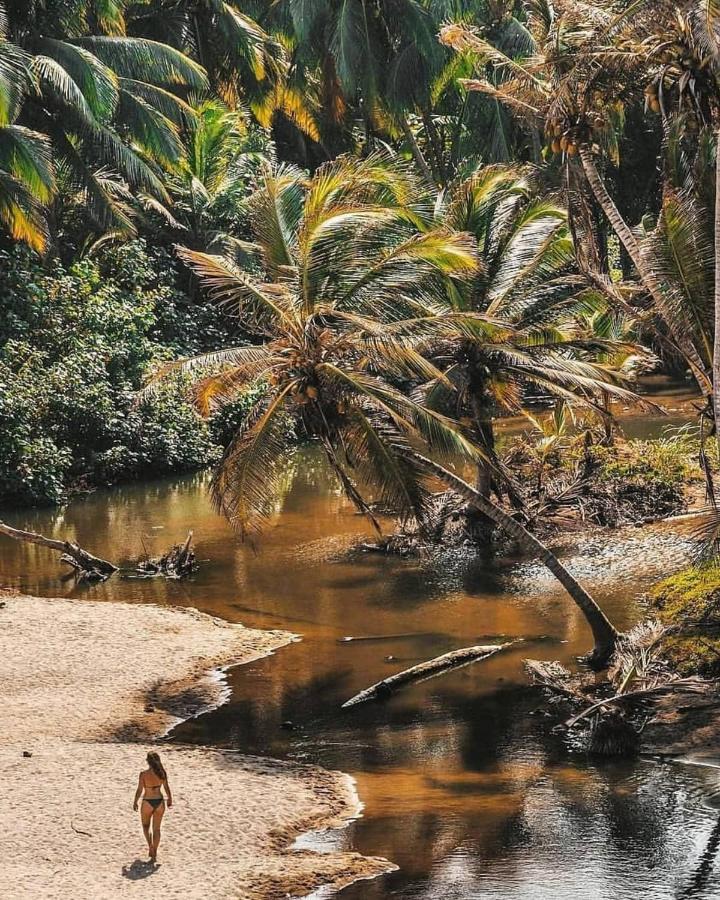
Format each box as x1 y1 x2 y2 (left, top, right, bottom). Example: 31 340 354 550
0 242 237 506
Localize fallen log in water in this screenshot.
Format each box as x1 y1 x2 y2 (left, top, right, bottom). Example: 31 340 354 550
0 521 118 581
0 522 199 582
342 642 517 708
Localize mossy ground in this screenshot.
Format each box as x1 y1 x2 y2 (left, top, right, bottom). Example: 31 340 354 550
651 565 720 624
651 565 720 676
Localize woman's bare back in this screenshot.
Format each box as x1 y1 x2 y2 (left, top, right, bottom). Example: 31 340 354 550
140 768 164 798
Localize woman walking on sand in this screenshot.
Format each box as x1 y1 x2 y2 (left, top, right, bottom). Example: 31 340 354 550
133 751 173 861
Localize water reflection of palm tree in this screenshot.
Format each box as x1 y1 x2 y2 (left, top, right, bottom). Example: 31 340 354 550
677 816 720 899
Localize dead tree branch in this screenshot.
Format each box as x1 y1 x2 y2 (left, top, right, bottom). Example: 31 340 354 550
342 642 517 708
0 521 117 581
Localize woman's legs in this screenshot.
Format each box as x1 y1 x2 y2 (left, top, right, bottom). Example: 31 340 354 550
150 802 166 859
140 802 153 854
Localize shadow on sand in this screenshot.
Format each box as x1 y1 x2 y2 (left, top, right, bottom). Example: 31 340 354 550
121 858 159 880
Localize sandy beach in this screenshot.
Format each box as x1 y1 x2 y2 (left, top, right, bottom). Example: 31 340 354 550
0 591 392 899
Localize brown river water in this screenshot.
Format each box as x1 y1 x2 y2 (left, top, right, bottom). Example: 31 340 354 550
3 391 720 899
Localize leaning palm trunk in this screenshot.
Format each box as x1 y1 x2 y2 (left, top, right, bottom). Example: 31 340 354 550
714 129 720 455
579 145 712 393
400 117 435 184
410 452 618 667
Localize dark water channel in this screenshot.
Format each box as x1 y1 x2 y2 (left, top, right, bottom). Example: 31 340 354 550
3 398 720 898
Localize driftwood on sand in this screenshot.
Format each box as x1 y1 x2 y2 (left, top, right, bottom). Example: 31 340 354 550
342 642 516 708
0 521 117 581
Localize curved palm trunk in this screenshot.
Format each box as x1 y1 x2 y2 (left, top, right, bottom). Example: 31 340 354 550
400 117 435 184
713 129 720 455
579 144 712 393
410 452 618 668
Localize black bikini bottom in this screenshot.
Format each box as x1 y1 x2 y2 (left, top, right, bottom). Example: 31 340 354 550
144 798 164 810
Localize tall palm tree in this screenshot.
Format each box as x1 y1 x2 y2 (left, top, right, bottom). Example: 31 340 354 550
150 152 619 665
404 165 653 504
5 0 207 235
439 5 715 394
166 99 268 248
156 152 481 530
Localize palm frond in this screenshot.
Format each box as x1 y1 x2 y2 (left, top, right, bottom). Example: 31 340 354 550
318 363 483 463
0 169 48 251
211 382 296 536
118 88 183 168
39 38 119 122
73 37 208 89
0 38 30 125
175 246 293 328
0 126 55 203
118 78 197 127
343 406 431 523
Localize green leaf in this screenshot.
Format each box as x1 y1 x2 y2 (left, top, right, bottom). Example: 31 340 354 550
73 37 207 90
39 38 119 122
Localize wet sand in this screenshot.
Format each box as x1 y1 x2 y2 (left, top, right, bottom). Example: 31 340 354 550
0 591 392 899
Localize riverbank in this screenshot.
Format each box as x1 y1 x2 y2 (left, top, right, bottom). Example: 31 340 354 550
0 590 392 899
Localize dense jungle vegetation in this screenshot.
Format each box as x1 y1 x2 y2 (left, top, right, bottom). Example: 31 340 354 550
2 0 719 580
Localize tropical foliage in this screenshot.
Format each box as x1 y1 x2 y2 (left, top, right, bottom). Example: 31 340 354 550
151 153 483 534
0 240 230 504
0 0 716 556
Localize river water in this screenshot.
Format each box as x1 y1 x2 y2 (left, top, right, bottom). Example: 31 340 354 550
3 397 720 898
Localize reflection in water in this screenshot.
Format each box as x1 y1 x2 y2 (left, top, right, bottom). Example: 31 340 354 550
1 437 719 898
678 816 720 899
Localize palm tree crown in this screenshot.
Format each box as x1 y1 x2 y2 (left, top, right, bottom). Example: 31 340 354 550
156 152 482 535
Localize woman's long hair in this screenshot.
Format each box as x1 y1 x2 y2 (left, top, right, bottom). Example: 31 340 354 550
146 751 167 781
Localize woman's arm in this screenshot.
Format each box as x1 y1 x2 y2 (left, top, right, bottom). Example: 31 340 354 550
164 778 173 808
133 773 143 811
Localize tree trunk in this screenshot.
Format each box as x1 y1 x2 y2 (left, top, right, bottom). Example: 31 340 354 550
713 128 720 455
469 394 499 541
342 642 515 707
400 117 435 184
579 144 712 394
410 452 618 667
0 521 117 579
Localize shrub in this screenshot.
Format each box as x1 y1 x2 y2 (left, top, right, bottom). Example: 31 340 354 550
0 242 236 506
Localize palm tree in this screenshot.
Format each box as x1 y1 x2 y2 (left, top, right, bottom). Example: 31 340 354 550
4 0 207 236
151 152 619 665
439 7 715 394
166 99 269 248
406 165 653 506
156 153 480 529
0 28 55 250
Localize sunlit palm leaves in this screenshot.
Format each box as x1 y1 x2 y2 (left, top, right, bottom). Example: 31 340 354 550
406 165 653 493
0 0 209 243
130 0 302 133
154 153 482 535
163 99 269 247
0 30 53 249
